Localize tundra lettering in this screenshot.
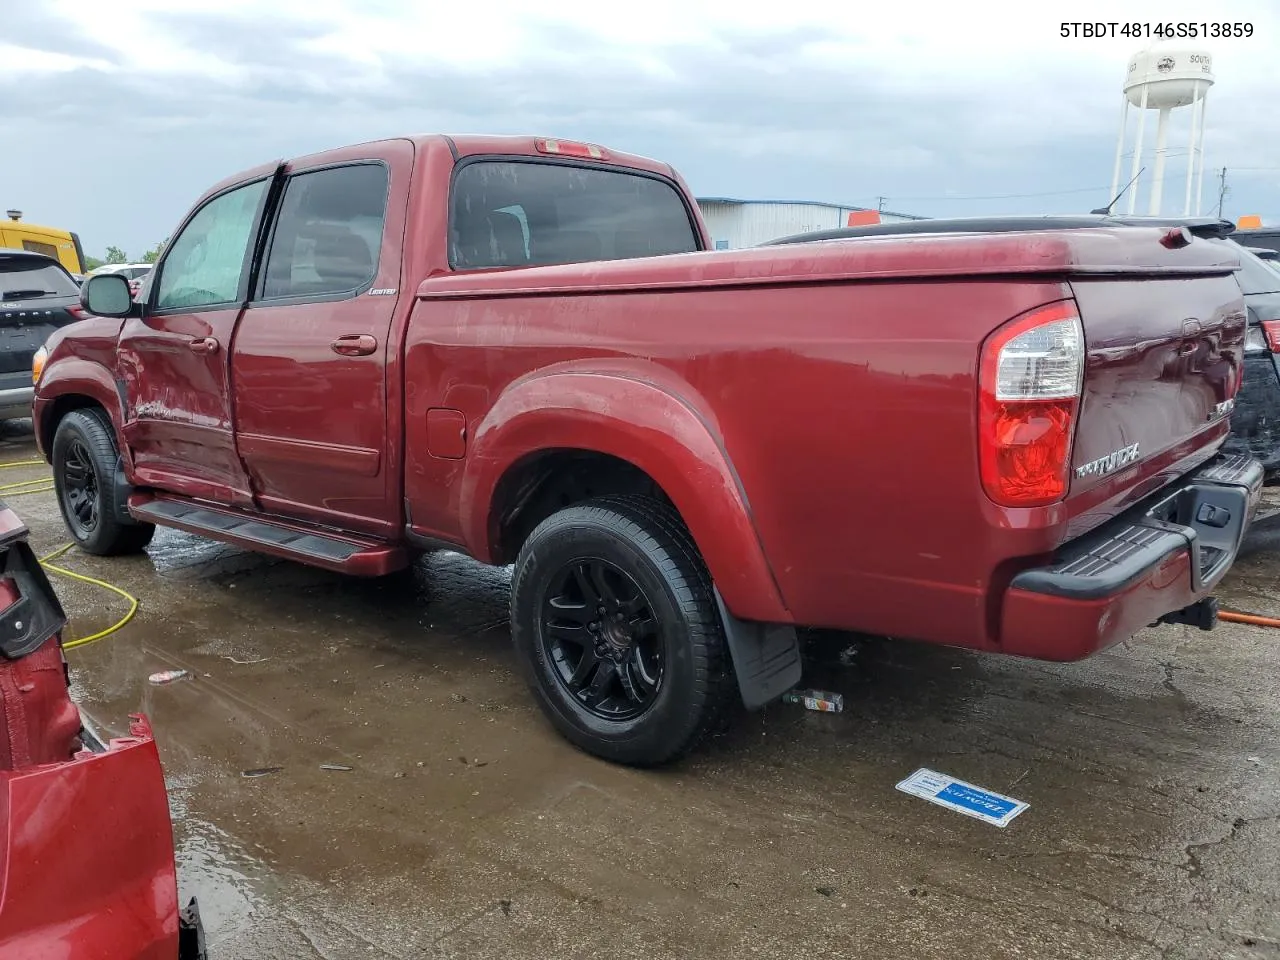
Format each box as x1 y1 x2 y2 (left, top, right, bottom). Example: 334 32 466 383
1074 443 1142 479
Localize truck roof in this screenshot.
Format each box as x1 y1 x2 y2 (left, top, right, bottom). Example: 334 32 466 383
202 134 677 200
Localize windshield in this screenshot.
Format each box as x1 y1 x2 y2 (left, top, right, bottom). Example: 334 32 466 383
0 259 79 299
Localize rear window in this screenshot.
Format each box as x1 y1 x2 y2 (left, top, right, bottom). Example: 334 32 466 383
0 258 78 299
450 160 699 270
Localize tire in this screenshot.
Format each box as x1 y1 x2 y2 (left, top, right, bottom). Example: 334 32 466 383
51 408 155 556
510 494 734 766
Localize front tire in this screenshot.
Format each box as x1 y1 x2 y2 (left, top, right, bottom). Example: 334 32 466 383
510 495 734 767
51 409 155 556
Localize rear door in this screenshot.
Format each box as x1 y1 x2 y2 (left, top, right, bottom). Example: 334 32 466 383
117 167 280 507
230 141 409 538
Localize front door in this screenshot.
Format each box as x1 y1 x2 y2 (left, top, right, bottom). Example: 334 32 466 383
117 169 279 507
231 142 409 538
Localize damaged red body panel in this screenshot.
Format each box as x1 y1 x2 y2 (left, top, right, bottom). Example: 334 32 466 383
0 713 181 959
0 503 195 960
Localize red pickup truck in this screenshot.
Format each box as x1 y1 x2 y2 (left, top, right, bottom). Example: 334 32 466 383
33 135 1262 765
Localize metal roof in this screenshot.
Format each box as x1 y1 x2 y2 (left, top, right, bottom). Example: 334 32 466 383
695 197 926 221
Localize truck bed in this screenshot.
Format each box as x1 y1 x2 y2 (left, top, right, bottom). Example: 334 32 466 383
407 227 1245 652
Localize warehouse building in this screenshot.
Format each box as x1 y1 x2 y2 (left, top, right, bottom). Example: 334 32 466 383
696 197 926 250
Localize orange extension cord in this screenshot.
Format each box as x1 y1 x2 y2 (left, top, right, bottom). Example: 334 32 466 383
1219 610 1280 628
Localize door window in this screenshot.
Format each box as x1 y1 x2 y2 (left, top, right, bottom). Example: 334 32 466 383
155 179 269 311
260 163 389 300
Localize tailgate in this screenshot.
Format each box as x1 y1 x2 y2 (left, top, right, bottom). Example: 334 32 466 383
1066 261 1246 530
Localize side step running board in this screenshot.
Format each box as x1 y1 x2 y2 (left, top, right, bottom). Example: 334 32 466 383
128 496 408 577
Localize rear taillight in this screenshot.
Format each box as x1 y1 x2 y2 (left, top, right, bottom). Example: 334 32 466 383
65 305 85 320
1261 319 1280 353
979 300 1084 507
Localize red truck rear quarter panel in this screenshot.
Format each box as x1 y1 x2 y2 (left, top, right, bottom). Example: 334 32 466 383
403 253 1072 646
404 226 1240 650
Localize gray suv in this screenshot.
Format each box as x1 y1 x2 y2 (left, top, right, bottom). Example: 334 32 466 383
0 249 86 421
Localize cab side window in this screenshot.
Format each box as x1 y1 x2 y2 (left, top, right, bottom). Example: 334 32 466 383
155 179 268 311
260 164 389 300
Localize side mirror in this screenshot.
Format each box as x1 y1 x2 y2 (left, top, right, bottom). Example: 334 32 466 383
80 273 134 318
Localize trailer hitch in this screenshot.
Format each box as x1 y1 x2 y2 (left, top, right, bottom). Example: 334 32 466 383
1156 597 1219 632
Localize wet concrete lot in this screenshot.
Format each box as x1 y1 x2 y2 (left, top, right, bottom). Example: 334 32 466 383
4 427 1278 959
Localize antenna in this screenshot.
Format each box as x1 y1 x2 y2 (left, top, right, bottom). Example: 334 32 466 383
1091 167 1145 215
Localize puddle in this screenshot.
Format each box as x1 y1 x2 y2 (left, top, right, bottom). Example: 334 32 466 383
167 771 273 945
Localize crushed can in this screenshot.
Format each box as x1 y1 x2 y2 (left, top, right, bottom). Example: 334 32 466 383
782 689 844 712
148 669 190 685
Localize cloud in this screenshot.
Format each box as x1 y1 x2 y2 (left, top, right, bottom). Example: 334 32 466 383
3 0 1278 256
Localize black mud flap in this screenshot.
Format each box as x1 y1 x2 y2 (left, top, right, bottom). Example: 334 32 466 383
112 457 143 527
714 588 801 710
179 897 208 960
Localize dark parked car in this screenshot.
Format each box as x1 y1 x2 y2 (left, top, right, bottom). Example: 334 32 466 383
1220 241 1280 472
769 216 1280 477
1236 228 1280 255
0 249 87 421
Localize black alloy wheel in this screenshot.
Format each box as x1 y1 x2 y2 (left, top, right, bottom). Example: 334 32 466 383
541 557 665 722
51 409 155 555
60 436 99 538
511 495 735 767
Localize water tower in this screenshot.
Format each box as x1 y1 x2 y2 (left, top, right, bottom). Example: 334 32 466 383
1108 46 1214 216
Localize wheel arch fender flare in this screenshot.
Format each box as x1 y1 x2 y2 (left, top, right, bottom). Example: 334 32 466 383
36 359 126 461
461 369 789 624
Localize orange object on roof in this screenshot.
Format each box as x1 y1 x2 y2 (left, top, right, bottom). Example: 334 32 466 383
1238 214 1263 229
847 210 881 226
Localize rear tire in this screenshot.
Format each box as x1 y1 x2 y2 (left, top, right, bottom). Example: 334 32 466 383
510 495 734 767
51 409 154 556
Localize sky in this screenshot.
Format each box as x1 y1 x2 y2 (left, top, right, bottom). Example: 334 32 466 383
2 0 1277 259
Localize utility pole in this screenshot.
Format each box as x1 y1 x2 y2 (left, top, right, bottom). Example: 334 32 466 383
1216 167 1229 219
877 196 886 213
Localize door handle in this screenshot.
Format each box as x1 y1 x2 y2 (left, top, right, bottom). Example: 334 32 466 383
188 337 219 355
331 334 378 357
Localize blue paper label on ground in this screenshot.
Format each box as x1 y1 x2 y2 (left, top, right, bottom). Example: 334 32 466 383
895 768 1029 828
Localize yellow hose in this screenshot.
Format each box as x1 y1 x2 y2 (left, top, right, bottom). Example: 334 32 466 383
38 542 139 651
0 460 138 651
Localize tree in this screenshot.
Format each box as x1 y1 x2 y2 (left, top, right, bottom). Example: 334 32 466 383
141 240 166 264
104 245 128 264
83 255 104 272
